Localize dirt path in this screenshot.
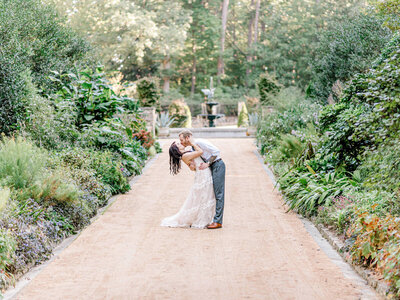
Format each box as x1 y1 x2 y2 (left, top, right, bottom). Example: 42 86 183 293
13 139 377 300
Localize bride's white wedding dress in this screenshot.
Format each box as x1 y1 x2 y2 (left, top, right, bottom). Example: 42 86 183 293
161 156 216 229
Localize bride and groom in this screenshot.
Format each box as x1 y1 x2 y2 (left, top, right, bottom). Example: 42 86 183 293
160 130 226 229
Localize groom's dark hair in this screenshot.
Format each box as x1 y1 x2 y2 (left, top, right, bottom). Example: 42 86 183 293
178 129 193 138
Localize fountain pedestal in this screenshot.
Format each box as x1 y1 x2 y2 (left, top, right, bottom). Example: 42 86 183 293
199 102 224 127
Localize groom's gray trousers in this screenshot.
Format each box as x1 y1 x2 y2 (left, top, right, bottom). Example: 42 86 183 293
210 159 226 224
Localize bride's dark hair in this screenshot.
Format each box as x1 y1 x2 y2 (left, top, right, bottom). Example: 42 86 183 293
169 142 183 175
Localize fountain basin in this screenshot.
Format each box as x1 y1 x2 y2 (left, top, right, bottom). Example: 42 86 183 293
198 113 225 127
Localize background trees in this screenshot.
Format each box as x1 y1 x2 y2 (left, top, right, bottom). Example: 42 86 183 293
47 0 374 103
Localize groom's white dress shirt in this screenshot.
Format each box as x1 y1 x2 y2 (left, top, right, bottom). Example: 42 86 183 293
195 139 221 162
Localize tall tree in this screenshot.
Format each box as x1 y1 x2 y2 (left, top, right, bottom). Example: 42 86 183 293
253 0 261 43
51 0 191 91
246 0 255 85
218 0 230 77
178 0 219 96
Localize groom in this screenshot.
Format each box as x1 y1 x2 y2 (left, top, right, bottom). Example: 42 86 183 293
179 130 226 229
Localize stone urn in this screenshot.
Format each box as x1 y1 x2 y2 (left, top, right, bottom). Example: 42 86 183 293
247 126 257 137
158 127 170 137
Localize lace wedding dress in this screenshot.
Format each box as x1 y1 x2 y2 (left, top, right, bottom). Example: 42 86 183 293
161 156 216 229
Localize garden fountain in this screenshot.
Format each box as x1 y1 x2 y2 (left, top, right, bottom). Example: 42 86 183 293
199 77 224 127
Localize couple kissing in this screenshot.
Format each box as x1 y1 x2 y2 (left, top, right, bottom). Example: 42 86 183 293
160 130 226 229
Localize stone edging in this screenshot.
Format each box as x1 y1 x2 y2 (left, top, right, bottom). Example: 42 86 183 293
315 224 391 299
3 153 161 300
254 149 392 299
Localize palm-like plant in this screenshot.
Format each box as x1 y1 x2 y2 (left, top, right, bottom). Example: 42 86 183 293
156 112 175 128
248 112 259 127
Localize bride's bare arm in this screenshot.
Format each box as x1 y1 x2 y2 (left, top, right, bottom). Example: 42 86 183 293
182 140 203 162
182 159 196 171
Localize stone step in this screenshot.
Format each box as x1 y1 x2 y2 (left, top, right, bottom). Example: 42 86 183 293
159 127 253 138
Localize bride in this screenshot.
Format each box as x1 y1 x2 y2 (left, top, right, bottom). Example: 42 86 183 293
160 138 216 229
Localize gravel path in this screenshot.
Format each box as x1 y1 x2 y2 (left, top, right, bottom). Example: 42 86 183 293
14 139 377 299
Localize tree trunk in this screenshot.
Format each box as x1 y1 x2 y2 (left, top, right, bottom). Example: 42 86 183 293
162 55 170 93
218 0 230 77
246 0 255 85
261 20 266 37
191 36 197 96
253 0 260 44
232 0 236 44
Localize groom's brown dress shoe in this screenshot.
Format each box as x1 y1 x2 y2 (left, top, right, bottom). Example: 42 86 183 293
207 222 222 229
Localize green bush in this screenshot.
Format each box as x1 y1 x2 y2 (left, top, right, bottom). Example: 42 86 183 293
316 34 400 171
0 188 9 213
55 147 132 195
0 137 46 190
89 151 130 194
279 167 358 216
21 74 79 150
168 99 192 128
0 228 15 275
237 103 249 127
358 138 400 192
136 77 161 111
257 72 281 106
257 93 321 155
276 135 304 162
50 68 137 127
29 173 80 206
0 0 90 134
309 12 391 102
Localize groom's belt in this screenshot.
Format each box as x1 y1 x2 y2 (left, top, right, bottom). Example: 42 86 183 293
211 158 222 165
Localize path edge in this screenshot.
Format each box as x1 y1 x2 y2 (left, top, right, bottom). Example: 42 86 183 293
3 153 161 300
254 149 390 300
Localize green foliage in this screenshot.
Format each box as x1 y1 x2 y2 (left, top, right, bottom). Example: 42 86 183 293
30 173 80 206
257 89 321 155
156 112 175 128
88 151 130 194
358 138 400 192
136 78 161 111
309 12 391 102
22 75 79 150
317 35 400 171
237 103 249 128
280 168 357 216
168 99 192 128
277 135 304 162
0 188 9 213
0 137 46 190
254 0 363 88
0 228 15 274
248 113 259 127
258 72 281 106
375 0 400 30
0 0 90 134
50 68 137 127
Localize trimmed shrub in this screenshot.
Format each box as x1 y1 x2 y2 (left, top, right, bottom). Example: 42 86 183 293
168 99 192 128
237 103 249 127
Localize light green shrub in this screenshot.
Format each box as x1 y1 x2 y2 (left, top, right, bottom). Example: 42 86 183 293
0 137 46 190
237 103 249 127
169 99 192 128
0 188 10 212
